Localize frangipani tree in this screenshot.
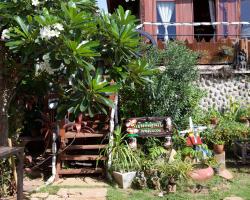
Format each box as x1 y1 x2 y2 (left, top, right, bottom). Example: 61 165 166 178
0 0 154 145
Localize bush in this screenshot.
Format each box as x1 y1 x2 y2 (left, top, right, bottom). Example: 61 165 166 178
120 41 204 126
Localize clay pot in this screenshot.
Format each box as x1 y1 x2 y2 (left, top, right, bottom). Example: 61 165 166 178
210 117 219 125
213 144 224 154
239 117 250 127
189 164 214 181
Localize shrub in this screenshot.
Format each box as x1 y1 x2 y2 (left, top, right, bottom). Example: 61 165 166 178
120 41 203 126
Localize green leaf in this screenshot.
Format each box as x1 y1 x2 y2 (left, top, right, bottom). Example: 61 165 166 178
14 16 29 37
96 84 119 93
95 94 114 108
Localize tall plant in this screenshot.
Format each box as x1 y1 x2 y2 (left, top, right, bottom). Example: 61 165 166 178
120 42 203 126
0 1 153 144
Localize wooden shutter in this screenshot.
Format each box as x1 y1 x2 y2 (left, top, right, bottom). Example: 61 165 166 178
216 0 240 39
176 0 194 42
142 0 157 38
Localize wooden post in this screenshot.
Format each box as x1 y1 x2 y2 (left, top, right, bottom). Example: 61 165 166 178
8 138 18 188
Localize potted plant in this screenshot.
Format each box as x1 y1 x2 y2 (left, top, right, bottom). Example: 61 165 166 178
102 126 140 189
208 108 221 126
157 157 193 193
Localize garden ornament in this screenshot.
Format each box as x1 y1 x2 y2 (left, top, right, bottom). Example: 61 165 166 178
166 177 177 193
151 171 161 191
164 136 172 149
135 171 147 189
179 117 207 146
128 137 137 150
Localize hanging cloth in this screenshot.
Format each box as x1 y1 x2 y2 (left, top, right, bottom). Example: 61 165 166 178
209 0 216 29
157 2 175 41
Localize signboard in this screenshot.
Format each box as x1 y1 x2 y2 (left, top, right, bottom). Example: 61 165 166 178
125 117 172 137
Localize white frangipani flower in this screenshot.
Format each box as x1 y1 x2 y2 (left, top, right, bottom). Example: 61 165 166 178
35 53 55 75
32 0 40 6
40 24 62 40
53 23 64 31
1 29 10 40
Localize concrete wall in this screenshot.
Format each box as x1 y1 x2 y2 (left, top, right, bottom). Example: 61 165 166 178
197 65 250 110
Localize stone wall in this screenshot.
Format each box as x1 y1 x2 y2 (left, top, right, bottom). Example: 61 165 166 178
197 65 250 110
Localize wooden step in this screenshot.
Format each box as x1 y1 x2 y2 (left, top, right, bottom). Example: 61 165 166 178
61 155 107 161
64 131 107 139
67 145 106 150
59 167 103 175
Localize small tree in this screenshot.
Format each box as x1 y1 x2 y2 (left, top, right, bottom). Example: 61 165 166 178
120 42 204 126
0 1 153 145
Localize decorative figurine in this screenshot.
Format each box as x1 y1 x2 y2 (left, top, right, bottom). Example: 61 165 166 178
128 137 137 150
164 136 172 149
166 177 176 193
151 171 161 191
134 171 147 189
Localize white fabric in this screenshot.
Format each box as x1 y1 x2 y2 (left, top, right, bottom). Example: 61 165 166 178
96 0 108 13
157 2 174 41
208 0 216 28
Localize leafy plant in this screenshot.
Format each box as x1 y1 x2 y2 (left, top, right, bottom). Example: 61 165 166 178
206 120 249 146
157 158 193 180
102 126 140 172
120 41 204 126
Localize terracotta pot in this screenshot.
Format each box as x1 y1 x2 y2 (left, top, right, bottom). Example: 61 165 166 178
210 117 219 125
213 144 224 154
189 165 214 181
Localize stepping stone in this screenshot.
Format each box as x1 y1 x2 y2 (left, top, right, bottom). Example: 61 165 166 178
53 177 108 187
46 195 64 200
218 169 234 180
57 188 107 199
31 193 49 199
224 197 244 200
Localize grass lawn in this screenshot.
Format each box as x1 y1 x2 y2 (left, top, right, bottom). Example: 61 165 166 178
34 164 250 200
107 165 250 200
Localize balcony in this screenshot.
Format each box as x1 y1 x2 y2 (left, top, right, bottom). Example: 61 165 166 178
142 24 250 66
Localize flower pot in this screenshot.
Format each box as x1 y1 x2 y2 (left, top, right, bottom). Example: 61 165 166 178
112 171 136 189
188 164 214 181
213 144 224 154
210 117 219 125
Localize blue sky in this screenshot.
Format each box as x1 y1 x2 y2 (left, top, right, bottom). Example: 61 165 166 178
96 0 108 12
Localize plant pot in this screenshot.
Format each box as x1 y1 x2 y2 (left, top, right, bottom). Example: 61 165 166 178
112 171 136 189
239 117 250 127
188 164 214 181
213 144 224 154
210 117 219 125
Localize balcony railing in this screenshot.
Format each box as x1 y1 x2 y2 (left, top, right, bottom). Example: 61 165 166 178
141 22 250 65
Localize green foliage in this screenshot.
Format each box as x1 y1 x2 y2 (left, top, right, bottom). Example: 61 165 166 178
1 0 154 121
102 126 140 172
157 158 193 180
0 159 15 198
120 42 203 126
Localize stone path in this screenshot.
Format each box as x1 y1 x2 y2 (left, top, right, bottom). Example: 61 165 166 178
30 188 107 200
26 177 108 200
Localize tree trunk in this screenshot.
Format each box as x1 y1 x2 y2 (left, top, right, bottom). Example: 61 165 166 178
0 113 8 146
0 42 9 146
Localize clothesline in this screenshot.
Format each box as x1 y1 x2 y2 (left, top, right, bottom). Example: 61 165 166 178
143 21 250 26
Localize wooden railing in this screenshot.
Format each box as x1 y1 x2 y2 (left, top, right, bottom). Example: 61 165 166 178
157 38 250 65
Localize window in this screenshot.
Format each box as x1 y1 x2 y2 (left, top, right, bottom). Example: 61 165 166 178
156 1 176 41
193 0 216 41
241 0 250 38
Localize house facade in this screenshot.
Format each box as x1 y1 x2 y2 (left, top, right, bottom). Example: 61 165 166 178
102 0 250 110
103 0 250 65
106 0 250 41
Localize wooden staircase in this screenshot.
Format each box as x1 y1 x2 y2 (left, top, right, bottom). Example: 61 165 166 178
56 115 110 178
